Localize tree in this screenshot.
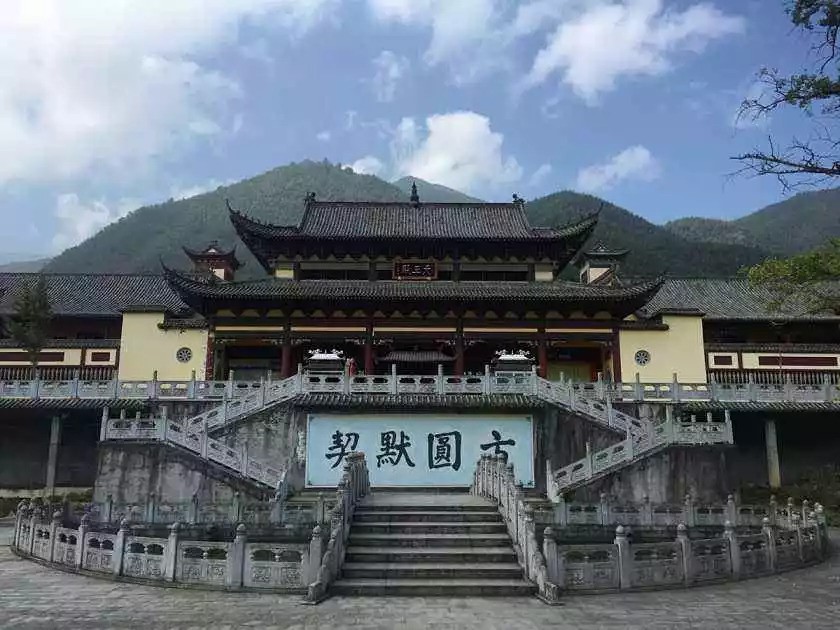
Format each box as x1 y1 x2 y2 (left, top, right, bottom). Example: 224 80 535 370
5 275 53 376
734 1 840 190
746 238 840 312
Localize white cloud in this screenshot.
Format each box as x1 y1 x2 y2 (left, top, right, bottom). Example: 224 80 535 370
528 163 553 188
524 0 744 102
316 130 332 142
391 111 522 195
0 0 334 187
51 194 140 252
576 145 660 192
350 156 386 176
371 50 410 102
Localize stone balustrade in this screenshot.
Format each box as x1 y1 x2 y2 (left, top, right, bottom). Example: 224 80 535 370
535 493 825 531
471 453 561 604
11 492 362 594
305 452 370 603
547 410 734 497
541 516 829 593
5 370 840 404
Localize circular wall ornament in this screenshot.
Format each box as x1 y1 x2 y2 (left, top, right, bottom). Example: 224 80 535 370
634 350 651 366
176 347 193 363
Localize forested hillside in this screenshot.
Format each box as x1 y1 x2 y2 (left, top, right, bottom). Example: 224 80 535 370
41 160 839 278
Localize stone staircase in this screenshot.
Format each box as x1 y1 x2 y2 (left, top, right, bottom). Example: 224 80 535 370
332 492 535 596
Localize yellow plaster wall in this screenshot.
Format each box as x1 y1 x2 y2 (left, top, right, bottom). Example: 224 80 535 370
618 315 707 383
118 313 208 380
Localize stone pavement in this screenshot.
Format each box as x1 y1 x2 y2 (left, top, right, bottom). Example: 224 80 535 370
1 525 839 630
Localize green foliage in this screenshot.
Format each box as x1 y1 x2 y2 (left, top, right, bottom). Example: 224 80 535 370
667 187 840 255
735 1 840 186
747 238 840 312
5 274 52 367
525 191 769 277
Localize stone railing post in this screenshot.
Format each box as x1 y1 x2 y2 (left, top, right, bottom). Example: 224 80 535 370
229 524 247 588
762 517 776 572
230 492 242 523
676 523 691 586
483 364 491 395
188 493 199 524
28 510 38 555
792 513 804 561
542 527 561 584
165 522 180 581
800 500 810 526
307 524 324 585
390 363 398 394
49 510 61 562
599 493 610 526
13 501 27 549
641 495 653 526
112 518 129 577
726 494 737 526
683 494 695 527
553 494 568 527
786 497 795 529
768 495 778 527
75 513 89 569
145 493 157 524
634 372 642 401
99 407 109 441
614 525 631 590
724 521 740 579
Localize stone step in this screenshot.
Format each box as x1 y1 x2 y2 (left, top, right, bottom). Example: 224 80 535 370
353 510 502 523
354 503 498 513
348 533 512 548
342 562 524 579
345 546 518 564
352 522 508 535
331 578 536 597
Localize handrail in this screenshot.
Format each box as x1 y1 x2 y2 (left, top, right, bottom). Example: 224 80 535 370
547 410 734 497
4 373 838 404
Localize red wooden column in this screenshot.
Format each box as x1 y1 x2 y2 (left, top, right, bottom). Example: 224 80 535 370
364 340 375 375
204 332 215 380
454 333 465 376
537 338 548 378
280 338 293 378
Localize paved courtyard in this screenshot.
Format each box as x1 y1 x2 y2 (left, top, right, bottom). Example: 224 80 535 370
1 525 839 630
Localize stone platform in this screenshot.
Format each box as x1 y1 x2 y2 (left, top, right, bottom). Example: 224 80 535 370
2 524 839 629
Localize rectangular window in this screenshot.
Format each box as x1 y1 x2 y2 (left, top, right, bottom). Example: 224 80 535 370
757 355 838 367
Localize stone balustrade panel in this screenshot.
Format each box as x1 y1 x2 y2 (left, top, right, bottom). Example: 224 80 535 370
688 538 731 583
32 525 52 560
738 534 771 577
123 536 167 580
560 545 621 591
177 541 232 585
629 542 684 588
243 544 308 589
83 533 117 573
693 506 727 527
774 529 801 571
54 528 79 566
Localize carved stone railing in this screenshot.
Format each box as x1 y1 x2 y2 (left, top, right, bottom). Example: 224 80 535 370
11 502 318 592
99 410 286 491
533 493 825 531
305 452 370 603
5 372 840 404
547 410 734 497
541 513 829 593
471 453 561 604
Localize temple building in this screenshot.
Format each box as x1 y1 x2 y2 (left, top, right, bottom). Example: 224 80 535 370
1 188 839 506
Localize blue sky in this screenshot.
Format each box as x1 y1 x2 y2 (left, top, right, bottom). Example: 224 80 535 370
0 0 827 260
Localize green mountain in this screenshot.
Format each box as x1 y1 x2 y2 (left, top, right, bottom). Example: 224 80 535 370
41 160 837 279
525 192 768 277
666 188 840 255
392 176 484 203
45 161 405 276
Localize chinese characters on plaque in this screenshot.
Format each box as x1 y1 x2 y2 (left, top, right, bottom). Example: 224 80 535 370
393 260 437 280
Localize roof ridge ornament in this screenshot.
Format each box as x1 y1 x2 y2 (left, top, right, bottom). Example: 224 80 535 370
305 191 316 208
410 181 420 206
512 193 524 208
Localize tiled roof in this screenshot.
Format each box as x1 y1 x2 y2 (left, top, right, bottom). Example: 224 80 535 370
289 393 544 409
230 201 598 241
640 278 840 321
164 267 663 305
0 273 190 317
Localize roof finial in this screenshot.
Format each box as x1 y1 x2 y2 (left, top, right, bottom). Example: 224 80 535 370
305 191 316 207
512 193 523 207
410 180 420 206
